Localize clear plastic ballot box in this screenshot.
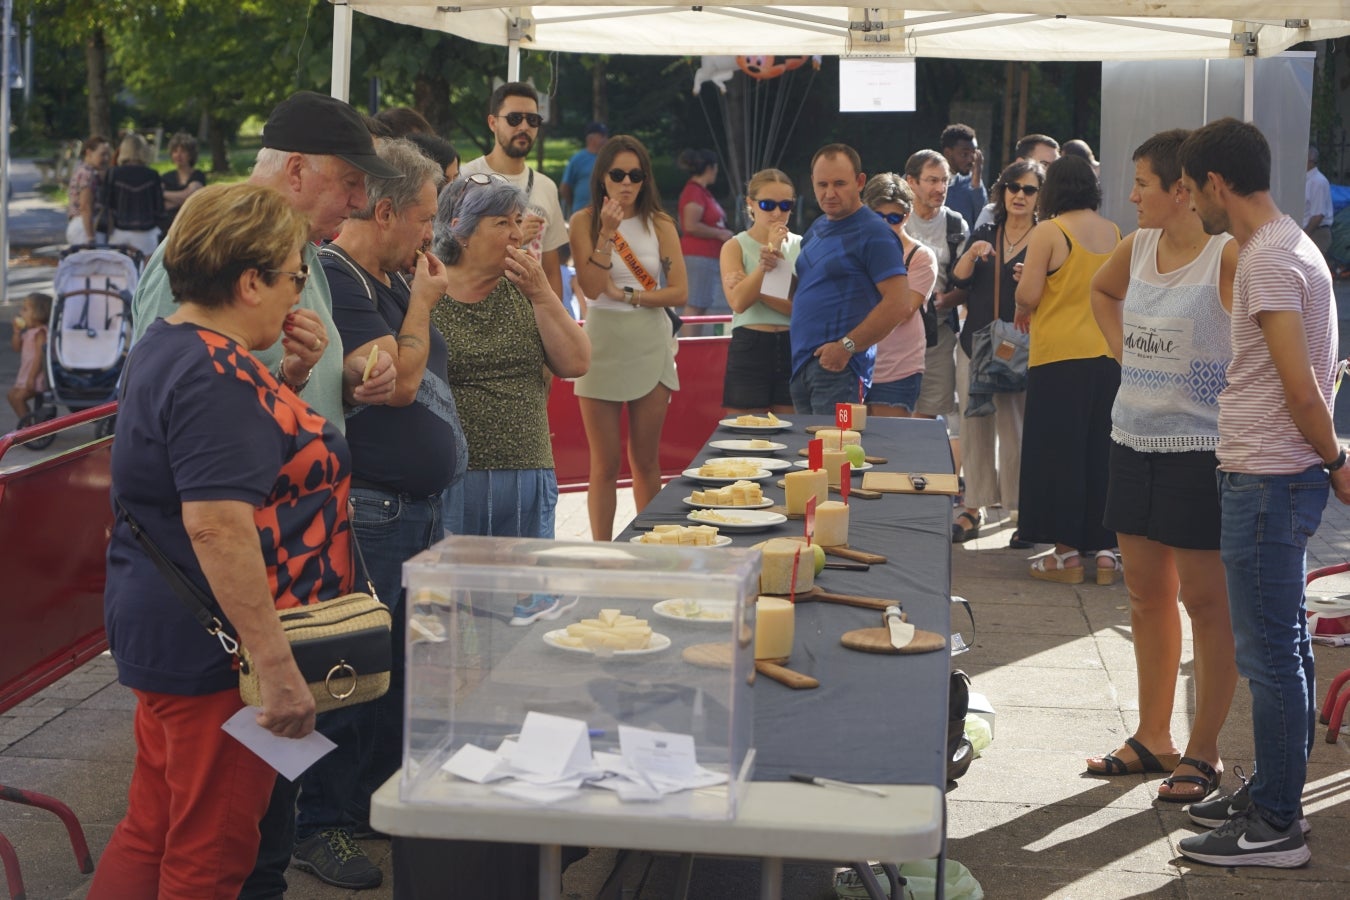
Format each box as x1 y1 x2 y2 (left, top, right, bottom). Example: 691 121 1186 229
400 536 760 820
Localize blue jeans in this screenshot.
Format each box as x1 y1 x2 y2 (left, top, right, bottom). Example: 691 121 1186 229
294 487 444 841
790 358 865 415
443 468 558 538
1219 466 1329 829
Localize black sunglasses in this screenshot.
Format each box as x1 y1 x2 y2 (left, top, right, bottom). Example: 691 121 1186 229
500 111 543 128
875 210 905 225
607 168 646 184
265 264 309 292
755 199 794 212
1004 183 1040 196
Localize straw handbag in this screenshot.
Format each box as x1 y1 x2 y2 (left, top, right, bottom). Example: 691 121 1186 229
118 501 392 713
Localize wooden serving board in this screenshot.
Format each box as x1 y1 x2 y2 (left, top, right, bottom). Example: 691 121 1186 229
823 545 887 565
682 643 817 689
797 448 888 465
765 587 905 613
774 479 881 502
860 471 961 495
840 627 947 655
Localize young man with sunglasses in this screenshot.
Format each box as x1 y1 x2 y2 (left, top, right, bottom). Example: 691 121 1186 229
460 81 567 301
789 144 910 414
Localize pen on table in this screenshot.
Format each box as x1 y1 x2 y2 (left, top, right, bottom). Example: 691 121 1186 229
789 773 888 798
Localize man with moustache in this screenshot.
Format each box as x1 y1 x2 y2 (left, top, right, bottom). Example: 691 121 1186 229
790 143 910 413
290 139 464 890
906 150 968 445
1176 118 1347 869
459 82 567 299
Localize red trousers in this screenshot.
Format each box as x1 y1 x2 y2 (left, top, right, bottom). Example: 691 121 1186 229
87 688 276 900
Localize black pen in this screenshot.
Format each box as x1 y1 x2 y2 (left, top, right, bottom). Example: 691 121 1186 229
789 773 888 797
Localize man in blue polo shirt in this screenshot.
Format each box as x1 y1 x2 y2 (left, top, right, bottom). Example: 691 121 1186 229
790 143 911 413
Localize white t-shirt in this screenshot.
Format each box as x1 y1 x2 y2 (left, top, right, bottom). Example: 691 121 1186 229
1305 166 1334 229
460 156 569 260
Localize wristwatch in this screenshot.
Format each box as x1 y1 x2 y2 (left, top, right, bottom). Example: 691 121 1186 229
840 336 857 355
1325 448 1347 473
623 286 637 307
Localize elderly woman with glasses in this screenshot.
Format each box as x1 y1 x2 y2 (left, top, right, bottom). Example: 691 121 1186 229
718 167 801 415
431 173 590 551
569 135 688 542
861 173 935 419
946 159 1044 544
92 183 352 897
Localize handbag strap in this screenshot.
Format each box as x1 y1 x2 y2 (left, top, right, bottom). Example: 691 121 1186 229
992 225 1003 320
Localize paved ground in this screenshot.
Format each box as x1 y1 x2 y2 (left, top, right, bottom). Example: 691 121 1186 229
5 163 1350 898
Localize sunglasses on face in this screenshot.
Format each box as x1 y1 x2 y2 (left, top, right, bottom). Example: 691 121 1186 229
875 210 905 225
607 168 646 184
266 264 309 293
1004 183 1040 196
500 111 543 128
755 199 794 212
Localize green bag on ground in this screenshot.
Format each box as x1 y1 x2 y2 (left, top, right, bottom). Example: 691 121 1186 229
834 859 984 900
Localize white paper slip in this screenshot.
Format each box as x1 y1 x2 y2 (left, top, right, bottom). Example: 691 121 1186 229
619 725 699 782
493 781 582 805
760 255 794 301
441 743 511 784
514 712 593 778
221 706 336 781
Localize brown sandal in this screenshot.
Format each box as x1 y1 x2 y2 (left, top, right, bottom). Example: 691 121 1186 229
1086 736 1181 776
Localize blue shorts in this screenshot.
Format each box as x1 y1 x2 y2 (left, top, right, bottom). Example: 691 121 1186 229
866 372 923 412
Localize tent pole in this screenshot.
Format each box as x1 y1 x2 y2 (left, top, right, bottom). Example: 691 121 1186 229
1243 56 1254 122
508 38 521 81
330 2 353 102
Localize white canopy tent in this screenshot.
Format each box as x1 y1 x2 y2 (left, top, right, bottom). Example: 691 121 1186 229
329 1 1350 91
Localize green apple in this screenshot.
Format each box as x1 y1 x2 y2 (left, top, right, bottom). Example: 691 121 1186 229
844 444 866 468
812 542 826 575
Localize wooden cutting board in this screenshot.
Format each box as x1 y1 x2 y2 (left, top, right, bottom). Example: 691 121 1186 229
775 479 881 502
840 627 947 655
763 587 905 613
682 643 818 689
823 545 887 565
797 448 888 465
860 471 961 495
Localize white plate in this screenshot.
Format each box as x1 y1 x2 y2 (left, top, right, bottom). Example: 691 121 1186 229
629 533 734 548
686 509 788 532
718 417 793 433
682 467 772 484
652 598 736 624
681 495 775 511
792 459 873 473
704 456 792 472
709 439 788 453
542 629 672 656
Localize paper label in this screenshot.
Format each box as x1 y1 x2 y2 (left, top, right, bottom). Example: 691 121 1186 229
835 403 852 430
808 438 823 471
840 463 851 503
804 495 816 542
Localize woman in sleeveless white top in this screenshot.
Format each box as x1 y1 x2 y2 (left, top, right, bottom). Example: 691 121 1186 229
570 135 687 541
1087 133 1239 803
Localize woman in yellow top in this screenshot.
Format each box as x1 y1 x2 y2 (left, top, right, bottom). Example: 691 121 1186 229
1014 155 1121 584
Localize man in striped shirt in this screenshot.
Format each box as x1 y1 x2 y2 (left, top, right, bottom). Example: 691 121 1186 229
1174 117 1349 869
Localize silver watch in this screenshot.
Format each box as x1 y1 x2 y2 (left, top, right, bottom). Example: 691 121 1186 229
840 336 857 354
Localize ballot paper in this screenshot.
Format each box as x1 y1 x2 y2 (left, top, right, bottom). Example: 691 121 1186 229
221 706 336 781
512 711 593 778
442 743 511 784
760 255 794 302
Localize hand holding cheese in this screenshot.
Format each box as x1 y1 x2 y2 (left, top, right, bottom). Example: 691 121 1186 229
554 609 654 650
361 344 379 383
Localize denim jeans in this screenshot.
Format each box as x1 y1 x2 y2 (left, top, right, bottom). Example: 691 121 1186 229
789 357 865 415
442 468 558 538
1219 466 1329 829
293 487 444 842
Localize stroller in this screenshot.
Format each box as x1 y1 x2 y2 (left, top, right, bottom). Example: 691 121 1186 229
44 244 141 441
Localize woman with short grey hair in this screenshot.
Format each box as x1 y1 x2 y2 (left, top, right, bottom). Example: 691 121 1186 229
430 173 590 570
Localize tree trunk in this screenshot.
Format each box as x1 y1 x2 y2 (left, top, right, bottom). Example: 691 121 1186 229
85 27 110 138
414 72 455 140
592 58 608 124
207 114 230 174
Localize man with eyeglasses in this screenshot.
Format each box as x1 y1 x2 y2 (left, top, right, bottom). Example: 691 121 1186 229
906 150 968 467
290 139 466 891
789 143 910 413
459 81 568 301
130 90 404 900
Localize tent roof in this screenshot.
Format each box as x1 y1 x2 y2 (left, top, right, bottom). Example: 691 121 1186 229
340 2 1350 60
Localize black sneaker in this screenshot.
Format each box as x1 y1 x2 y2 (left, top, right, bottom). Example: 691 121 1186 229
292 828 383 889
1178 807 1310 868
1187 770 1310 835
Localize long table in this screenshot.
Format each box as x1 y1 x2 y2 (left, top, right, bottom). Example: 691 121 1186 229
372 415 954 899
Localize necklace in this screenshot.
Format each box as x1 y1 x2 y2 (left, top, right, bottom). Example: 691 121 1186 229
1002 221 1032 253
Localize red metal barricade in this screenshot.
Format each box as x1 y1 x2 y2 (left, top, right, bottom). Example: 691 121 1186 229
548 320 732 492
0 404 116 715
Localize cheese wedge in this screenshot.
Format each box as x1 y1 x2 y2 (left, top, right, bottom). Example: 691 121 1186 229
361 344 379 383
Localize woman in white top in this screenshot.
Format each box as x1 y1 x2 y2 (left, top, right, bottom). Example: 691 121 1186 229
1088 129 1239 802
571 135 688 541
719 168 801 415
